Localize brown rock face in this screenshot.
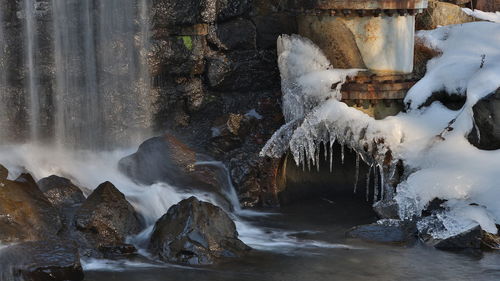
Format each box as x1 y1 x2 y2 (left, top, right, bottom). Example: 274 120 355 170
0 174 62 243
38 175 86 208
74 182 142 247
149 197 250 265
416 0 474 30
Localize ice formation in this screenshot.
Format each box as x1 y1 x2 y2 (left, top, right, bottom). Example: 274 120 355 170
262 23 500 238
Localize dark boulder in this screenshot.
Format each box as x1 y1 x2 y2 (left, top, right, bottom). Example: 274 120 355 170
469 89 500 150
0 164 7 180
74 182 142 247
37 175 85 208
347 220 417 244
118 134 200 186
432 226 483 250
0 240 84 281
0 174 62 243
373 200 400 220
208 18 256 50
118 134 226 194
149 197 250 265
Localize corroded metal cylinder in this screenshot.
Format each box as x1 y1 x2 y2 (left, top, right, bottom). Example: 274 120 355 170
292 0 429 119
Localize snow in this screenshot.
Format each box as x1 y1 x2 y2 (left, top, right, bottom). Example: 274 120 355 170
405 22 500 111
262 24 500 239
462 8 500 23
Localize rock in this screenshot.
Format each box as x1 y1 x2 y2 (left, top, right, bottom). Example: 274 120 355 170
208 18 256 50
207 50 279 92
0 164 7 180
373 200 400 219
469 89 500 150
149 197 250 265
151 0 216 27
416 0 474 30
475 0 498 12
37 175 85 208
433 226 483 250
0 174 62 243
216 0 251 21
347 220 417 244
118 134 199 186
74 182 142 247
118 134 229 201
0 240 84 281
148 36 206 77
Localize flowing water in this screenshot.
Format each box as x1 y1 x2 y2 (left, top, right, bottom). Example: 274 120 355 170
1 1 500 280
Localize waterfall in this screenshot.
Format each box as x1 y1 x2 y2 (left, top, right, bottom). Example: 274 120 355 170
0 0 154 149
51 0 153 149
0 8 6 141
23 0 40 141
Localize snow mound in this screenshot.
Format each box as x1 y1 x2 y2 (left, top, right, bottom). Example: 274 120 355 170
462 8 500 23
262 25 500 238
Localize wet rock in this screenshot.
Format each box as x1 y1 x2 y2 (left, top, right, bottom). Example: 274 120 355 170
347 220 417 244
207 50 279 92
373 200 400 220
469 89 500 150
0 164 7 180
118 134 199 186
118 134 230 209
149 197 250 265
74 182 142 247
37 175 85 208
0 174 62 243
416 0 473 30
433 226 483 250
208 18 256 50
0 240 84 281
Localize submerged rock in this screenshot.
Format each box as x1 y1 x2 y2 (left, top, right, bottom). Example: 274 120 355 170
149 197 250 265
0 240 84 281
38 175 85 208
0 173 62 243
347 220 417 244
74 182 142 247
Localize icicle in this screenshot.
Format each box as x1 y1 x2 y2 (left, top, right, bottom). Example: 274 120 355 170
373 165 379 203
353 153 360 194
341 143 345 165
365 165 372 202
315 144 320 172
379 165 385 201
329 140 334 172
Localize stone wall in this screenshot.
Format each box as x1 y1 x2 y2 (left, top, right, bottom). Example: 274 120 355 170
149 0 297 206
